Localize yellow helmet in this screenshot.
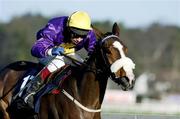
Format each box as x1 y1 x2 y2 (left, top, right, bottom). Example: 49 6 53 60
68 11 92 30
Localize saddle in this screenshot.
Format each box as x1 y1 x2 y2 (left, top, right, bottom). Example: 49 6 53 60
8 64 72 115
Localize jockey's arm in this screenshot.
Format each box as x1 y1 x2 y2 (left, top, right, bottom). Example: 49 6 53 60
31 23 59 58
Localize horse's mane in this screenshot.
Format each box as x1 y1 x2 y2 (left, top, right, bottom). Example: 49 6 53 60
91 25 104 40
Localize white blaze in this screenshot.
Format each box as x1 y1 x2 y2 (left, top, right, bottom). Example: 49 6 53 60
110 41 135 84
112 41 126 58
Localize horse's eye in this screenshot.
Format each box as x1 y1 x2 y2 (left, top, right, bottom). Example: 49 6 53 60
103 48 111 54
106 49 111 54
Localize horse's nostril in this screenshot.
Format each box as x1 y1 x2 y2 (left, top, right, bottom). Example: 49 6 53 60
121 77 130 86
119 76 135 91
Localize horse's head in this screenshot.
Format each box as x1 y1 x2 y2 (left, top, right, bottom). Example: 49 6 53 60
98 23 135 90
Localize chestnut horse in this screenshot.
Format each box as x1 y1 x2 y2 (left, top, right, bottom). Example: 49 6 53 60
0 23 135 119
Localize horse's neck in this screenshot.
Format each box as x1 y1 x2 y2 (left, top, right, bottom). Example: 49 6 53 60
78 59 108 107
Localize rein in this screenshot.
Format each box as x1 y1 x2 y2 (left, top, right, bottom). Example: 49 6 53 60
59 53 102 112
60 53 87 66
62 89 101 112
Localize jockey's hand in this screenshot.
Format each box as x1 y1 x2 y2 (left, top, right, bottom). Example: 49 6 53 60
51 47 64 56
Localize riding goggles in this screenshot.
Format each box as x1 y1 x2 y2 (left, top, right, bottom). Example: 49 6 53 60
70 27 89 38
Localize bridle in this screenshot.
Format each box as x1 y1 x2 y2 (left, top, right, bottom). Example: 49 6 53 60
98 35 135 90
98 35 123 79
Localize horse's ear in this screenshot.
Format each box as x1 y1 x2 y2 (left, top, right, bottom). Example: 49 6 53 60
91 24 104 39
112 22 120 37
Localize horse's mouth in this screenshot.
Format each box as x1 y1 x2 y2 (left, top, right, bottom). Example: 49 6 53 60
112 76 135 91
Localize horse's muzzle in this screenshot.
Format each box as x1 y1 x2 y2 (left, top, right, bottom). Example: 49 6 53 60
112 76 135 91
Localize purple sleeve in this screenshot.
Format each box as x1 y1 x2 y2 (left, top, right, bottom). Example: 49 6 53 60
84 30 97 55
31 17 68 58
31 23 57 58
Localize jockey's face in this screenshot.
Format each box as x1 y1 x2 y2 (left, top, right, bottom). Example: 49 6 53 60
71 37 83 45
70 32 87 45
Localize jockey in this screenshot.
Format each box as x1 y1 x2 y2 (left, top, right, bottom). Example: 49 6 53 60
22 11 97 108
